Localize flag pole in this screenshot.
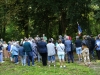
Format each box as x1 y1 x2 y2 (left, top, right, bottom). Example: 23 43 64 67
77 22 82 36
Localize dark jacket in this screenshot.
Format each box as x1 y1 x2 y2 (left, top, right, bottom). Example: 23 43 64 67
18 46 25 56
75 39 82 47
0 45 2 50
23 42 32 52
37 40 47 53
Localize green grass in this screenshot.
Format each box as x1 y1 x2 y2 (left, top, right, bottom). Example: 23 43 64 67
0 60 97 75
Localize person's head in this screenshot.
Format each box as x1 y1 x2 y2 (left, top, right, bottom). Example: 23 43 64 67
76 36 79 39
32 39 35 43
51 38 54 42
58 39 62 43
98 34 100 39
8 41 11 45
13 43 16 46
40 37 44 41
48 39 52 43
59 35 62 39
87 35 90 39
16 41 19 45
43 34 45 37
83 35 87 40
21 39 23 41
25 38 28 41
66 36 69 40
3 41 6 44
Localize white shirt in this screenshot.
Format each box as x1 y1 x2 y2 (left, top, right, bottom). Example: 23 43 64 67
56 43 65 55
3 44 8 48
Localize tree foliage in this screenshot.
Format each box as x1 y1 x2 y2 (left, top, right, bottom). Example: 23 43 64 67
0 0 100 40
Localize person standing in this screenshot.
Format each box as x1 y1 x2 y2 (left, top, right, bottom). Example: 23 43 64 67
65 36 74 63
2 41 8 59
19 44 26 66
75 36 82 61
82 43 90 66
95 35 100 60
47 39 56 67
0 42 4 63
7 42 11 59
12 43 19 64
43 34 47 42
56 39 66 68
37 38 47 66
89 35 95 59
31 39 38 60
23 39 34 66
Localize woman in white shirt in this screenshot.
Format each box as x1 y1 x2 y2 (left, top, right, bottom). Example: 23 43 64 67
56 39 66 68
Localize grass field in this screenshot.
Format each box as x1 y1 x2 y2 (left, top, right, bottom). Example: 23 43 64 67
0 57 100 75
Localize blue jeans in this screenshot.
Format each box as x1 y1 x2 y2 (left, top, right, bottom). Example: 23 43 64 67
26 51 34 66
48 55 55 61
14 55 18 63
0 52 3 62
20 55 26 66
38 53 41 62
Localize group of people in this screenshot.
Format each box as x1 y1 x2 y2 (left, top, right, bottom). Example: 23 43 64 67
0 34 100 68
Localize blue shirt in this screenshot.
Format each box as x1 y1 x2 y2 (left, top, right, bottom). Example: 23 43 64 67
12 46 19 55
64 40 71 52
8 44 11 52
18 46 25 56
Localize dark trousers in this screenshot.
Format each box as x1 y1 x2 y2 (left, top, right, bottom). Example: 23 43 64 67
89 47 95 58
96 50 100 60
40 53 47 66
67 51 74 63
26 51 34 66
14 55 18 63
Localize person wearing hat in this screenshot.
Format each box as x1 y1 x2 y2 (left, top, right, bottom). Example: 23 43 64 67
75 36 82 61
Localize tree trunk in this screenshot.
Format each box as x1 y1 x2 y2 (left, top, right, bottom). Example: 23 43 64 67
59 11 66 35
